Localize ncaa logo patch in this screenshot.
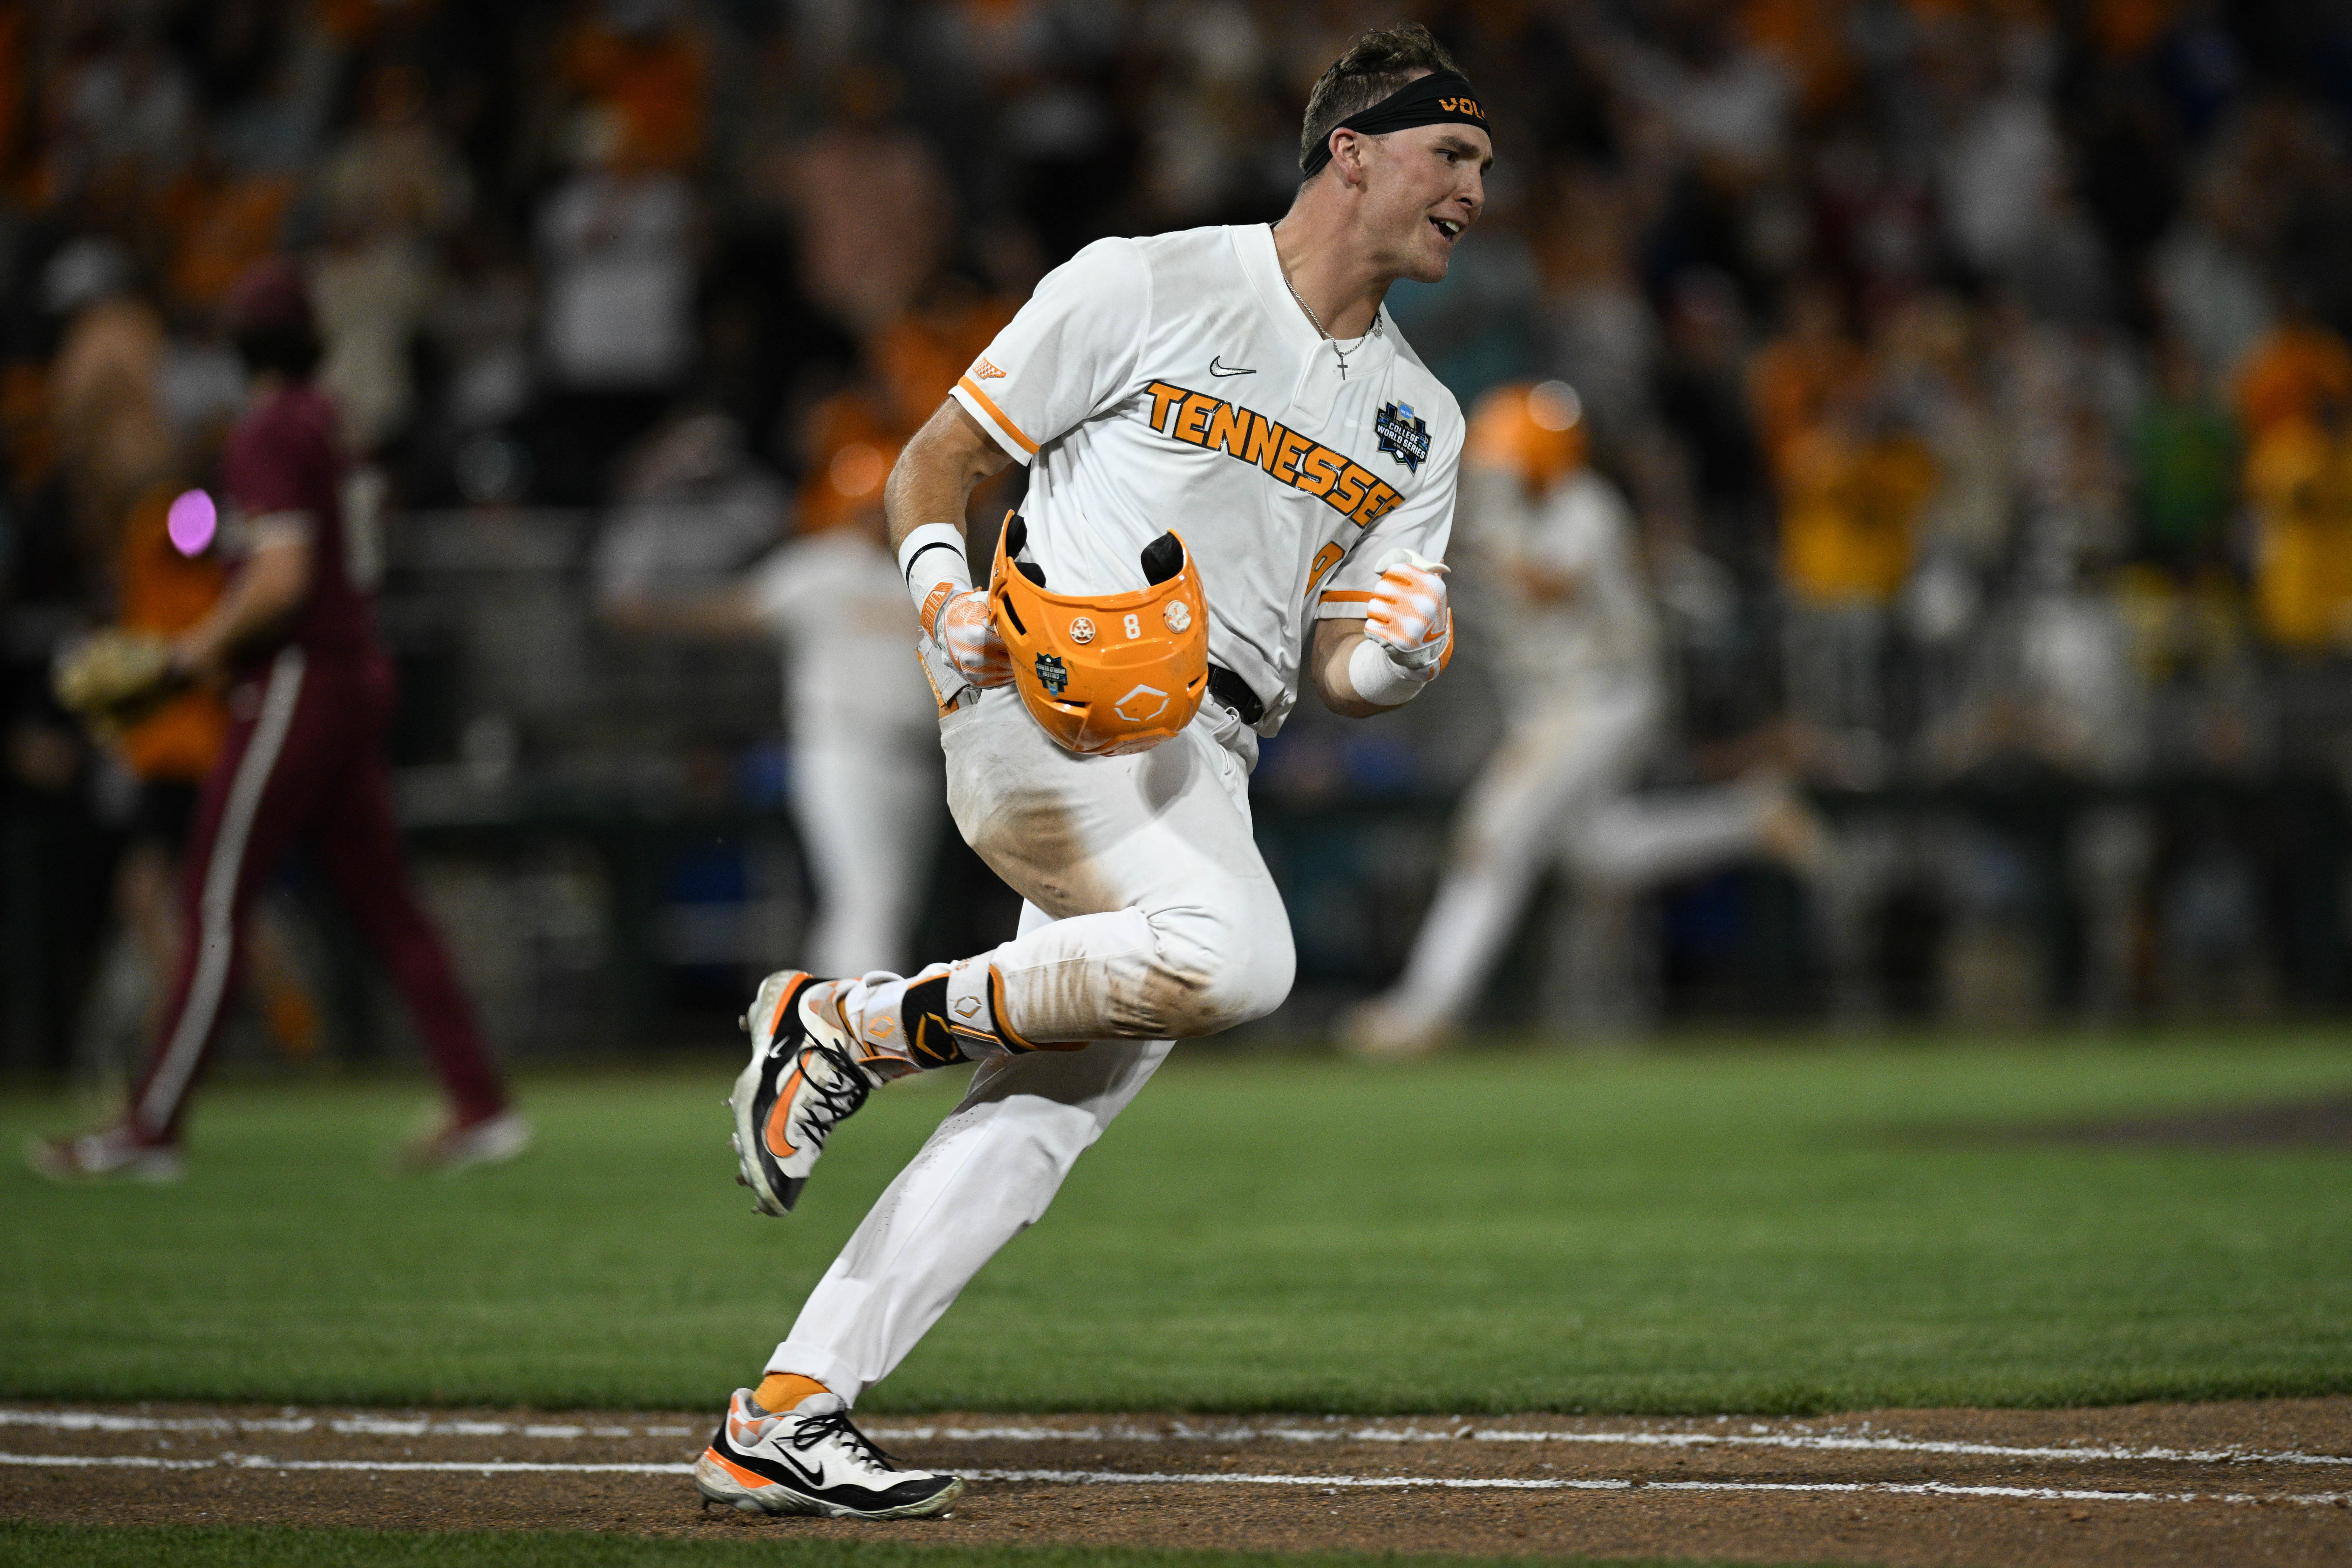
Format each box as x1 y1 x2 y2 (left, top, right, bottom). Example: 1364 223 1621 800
1035 653 1070 695
1374 402 1431 474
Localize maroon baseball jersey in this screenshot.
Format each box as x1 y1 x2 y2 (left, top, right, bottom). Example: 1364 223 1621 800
220 380 381 668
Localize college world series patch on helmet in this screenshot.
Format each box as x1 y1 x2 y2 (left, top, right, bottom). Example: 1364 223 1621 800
1375 402 1431 473
1035 652 1070 695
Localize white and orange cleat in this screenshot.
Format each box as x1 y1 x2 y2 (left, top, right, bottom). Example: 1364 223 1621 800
727 970 871 1217
696 1387 962 1519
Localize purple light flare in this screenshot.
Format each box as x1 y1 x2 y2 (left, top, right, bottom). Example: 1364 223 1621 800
167 489 216 557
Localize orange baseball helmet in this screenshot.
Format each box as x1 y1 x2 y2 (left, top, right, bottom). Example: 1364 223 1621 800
990 515 1210 757
1465 379 1586 491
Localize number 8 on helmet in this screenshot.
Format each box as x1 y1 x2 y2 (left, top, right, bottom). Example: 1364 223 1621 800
989 514 1210 756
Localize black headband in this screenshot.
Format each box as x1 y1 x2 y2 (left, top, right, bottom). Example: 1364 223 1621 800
1301 69 1489 178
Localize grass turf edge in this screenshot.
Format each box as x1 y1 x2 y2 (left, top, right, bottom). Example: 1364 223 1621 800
0 1522 1861 1568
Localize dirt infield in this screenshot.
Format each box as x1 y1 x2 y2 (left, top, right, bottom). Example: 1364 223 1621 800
5 1400 2349 1566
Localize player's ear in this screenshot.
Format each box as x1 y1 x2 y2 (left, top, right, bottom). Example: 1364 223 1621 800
1329 128 1368 188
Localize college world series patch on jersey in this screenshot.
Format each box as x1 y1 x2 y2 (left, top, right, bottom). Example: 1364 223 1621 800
1375 402 1432 473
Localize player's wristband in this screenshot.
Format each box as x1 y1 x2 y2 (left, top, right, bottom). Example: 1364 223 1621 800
899 523 973 634
1348 631 1438 707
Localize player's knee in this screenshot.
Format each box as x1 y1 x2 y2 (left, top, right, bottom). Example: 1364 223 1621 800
1142 905 1293 1038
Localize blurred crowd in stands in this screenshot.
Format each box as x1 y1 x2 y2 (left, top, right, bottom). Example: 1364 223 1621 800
8 0 2352 1063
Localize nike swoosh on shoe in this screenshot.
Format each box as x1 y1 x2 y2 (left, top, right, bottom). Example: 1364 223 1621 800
763 1062 806 1159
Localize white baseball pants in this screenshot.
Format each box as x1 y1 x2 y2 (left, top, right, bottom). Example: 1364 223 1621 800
766 686 1292 1400
1381 679 1781 1032
792 732 944 977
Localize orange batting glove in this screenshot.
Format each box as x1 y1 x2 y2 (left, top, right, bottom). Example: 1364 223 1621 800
922 584 1014 687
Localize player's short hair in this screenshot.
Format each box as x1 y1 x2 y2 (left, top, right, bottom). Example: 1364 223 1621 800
1298 23 1464 177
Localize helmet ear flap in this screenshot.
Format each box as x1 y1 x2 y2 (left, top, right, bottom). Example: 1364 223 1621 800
1139 532 1183 585
1002 512 1047 584
991 520 1209 757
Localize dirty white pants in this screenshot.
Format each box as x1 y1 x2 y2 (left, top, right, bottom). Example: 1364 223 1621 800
767 686 1292 1399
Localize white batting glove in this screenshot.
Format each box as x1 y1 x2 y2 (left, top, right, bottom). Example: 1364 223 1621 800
1347 550 1452 707
1364 550 1451 670
924 586 1014 687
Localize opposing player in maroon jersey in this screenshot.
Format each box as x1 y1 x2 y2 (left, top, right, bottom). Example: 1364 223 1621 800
30 261 525 1182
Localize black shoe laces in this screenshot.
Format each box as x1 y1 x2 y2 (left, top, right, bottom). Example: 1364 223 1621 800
793 1045 870 1147
789 1405 896 1471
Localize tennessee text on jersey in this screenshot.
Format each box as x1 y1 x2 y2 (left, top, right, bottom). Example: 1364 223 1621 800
1142 380 1406 527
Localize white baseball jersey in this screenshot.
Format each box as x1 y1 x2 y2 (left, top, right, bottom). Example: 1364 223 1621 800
948 223 1462 733
1468 467 1660 696
749 530 937 740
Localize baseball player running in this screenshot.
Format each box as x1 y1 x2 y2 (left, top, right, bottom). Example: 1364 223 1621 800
605 449 944 978
691 25 1488 1521
29 261 524 1182
1345 381 1824 1057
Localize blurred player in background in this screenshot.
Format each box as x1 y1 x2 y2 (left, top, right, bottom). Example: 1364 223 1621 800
692 25 1484 1523
606 424 944 978
604 297 1012 977
1345 381 1822 1058
94 481 321 1070
29 260 522 1183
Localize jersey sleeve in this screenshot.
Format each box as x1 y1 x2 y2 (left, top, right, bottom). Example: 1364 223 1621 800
222 413 330 523
1313 413 1463 619
950 236 1150 465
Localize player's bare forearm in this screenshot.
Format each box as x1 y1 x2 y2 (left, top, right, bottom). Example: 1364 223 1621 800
1309 617 1392 718
175 536 312 675
886 401 1013 554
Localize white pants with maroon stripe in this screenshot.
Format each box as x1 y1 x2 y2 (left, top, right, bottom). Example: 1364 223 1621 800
764 686 1290 1401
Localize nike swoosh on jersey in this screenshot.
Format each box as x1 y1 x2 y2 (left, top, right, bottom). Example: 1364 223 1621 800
1209 357 1255 376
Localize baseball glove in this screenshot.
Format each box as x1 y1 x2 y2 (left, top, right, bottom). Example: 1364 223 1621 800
53 630 187 739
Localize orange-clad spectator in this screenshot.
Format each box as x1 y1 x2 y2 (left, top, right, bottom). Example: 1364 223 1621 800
2245 400 2352 651
561 3 710 174
115 482 229 784
312 0 445 46
869 287 1019 433
794 391 899 537
1740 0 1855 116
157 166 299 313
761 65 953 334
50 283 174 574
798 291 1020 535
1749 278 1865 479
2090 0 2182 59
2233 314 2352 444
1777 413 1939 605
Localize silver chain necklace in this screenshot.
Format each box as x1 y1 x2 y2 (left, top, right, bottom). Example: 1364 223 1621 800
1273 227 1378 379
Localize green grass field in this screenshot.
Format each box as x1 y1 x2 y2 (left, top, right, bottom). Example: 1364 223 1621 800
4 1035 2349 1414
